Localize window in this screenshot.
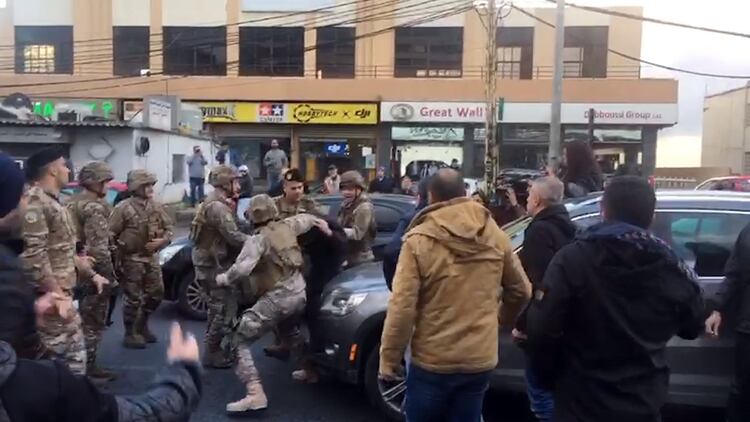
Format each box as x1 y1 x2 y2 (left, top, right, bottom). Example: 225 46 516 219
172 154 186 183
316 27 355 79
497 27 534 79
15 26 73 74
23 45 55 73
497 47 521 79
652 212 750 277
563 47 584 78
240 27 304 77
394 27 463 78
564 26 608 78
373 205 403 233
163 26 226 76
113 27 150 76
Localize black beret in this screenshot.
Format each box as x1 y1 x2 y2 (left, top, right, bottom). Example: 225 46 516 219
283 168 305 183
25 146 65 182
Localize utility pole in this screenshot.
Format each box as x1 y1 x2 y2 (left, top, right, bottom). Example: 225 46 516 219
483 0 499 193
548 0 565 172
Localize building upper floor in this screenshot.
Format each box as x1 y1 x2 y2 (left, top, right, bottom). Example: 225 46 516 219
0 0 678 104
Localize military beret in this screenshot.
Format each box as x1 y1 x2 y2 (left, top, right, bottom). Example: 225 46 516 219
283 168 305 183
25 146 65 182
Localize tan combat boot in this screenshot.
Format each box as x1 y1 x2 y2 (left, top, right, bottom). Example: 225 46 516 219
123 321 146 349
226 381 268 414
137 313 157 344
291 368 319 384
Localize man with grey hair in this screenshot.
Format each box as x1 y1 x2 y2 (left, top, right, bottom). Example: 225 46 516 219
513 176 577 421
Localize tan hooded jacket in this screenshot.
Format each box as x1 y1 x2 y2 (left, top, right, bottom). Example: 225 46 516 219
380 197 531 375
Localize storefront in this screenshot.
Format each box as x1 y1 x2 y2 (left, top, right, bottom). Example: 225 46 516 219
380 101 678 177
194 102 379 184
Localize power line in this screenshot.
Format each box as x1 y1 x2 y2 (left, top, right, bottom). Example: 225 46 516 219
24 3 473 97
0 0 465 84
0 0 455 73
512 6 750 80
545 0 750 40
0 0 369 51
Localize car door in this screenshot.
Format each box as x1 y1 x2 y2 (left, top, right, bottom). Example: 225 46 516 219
649 210 750 405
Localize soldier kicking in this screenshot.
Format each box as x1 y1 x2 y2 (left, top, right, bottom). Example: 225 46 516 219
215 194 333 414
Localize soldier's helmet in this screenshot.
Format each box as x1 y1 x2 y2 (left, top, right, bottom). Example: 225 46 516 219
78 161 114 185
208 165 239 188
249 194 279 224
340 170 366 190
127 169 157 191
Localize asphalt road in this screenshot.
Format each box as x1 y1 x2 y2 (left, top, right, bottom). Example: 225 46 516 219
93 297 727 422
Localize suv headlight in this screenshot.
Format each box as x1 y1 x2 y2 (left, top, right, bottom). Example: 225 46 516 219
320 288 368 317
159 244 184 266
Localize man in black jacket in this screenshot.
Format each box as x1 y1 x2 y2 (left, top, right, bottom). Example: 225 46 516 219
514 176 576 421
526 176 705 422
705 222 750 422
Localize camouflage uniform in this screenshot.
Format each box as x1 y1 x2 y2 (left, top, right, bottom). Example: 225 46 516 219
67 161 118 377
337 171 376 266
274 195 320 220
190 165 248 367
218 194 320 413
110 170 173 348
21 185 89 375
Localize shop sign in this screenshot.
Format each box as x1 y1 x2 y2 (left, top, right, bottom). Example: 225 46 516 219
392 126 465 142
8 98 119 120
382 101 678 125
192 102 378 125
383 102 485 124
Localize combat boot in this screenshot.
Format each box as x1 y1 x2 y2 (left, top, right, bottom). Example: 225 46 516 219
88 364 117 382
202 350 234 369
123 322 146 349
226 381 268 414
137 313 157 343
263 342 291 361
291 368 319 384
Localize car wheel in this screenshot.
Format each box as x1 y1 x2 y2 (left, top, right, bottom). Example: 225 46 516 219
364 344 406 421
177 269 207 320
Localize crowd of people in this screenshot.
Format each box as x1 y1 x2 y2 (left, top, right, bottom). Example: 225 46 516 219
2 137 750 422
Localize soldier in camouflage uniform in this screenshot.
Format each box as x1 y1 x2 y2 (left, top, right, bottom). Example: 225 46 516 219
21 147 109 376
337 170 376 267
190 165 248 368
273 168 320 219
67 161 119 381
110 170 173 349
215 194 333 414
265 168 321 359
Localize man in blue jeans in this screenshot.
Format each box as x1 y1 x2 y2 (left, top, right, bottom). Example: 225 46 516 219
379 169 531 422
187 146 208 207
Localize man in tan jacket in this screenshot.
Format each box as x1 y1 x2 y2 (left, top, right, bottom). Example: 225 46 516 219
379 168 531 422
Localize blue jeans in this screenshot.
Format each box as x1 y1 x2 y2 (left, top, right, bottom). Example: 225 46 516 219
525 365 554 421
405 364 490 422
189 177 204 206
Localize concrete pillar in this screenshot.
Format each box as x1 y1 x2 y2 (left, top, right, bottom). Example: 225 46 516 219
226 0 239 77
74 0 113 75
0 1 13 75
641 126 658 177
462 125 476 177
377 123 393 176
150 0 163 74
624 145 638 167
290 127 300 168
304 15 316 77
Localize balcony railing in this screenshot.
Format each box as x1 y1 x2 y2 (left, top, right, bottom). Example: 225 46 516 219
295 65 643 79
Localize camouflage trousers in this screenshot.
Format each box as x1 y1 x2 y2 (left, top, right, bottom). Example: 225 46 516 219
196 266 237 357
80 291 110 366
121 258 164 326
39 305 87 375
235 287 306 385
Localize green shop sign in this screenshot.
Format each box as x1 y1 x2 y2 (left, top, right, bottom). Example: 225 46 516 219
30 99 119 119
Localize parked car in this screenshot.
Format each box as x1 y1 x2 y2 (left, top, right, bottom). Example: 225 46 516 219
159 193 417 320
696 175 750 192
59 181 128 205
310 190 750 420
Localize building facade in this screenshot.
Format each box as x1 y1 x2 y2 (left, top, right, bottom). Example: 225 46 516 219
0 0 679 179
702 84 750 175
